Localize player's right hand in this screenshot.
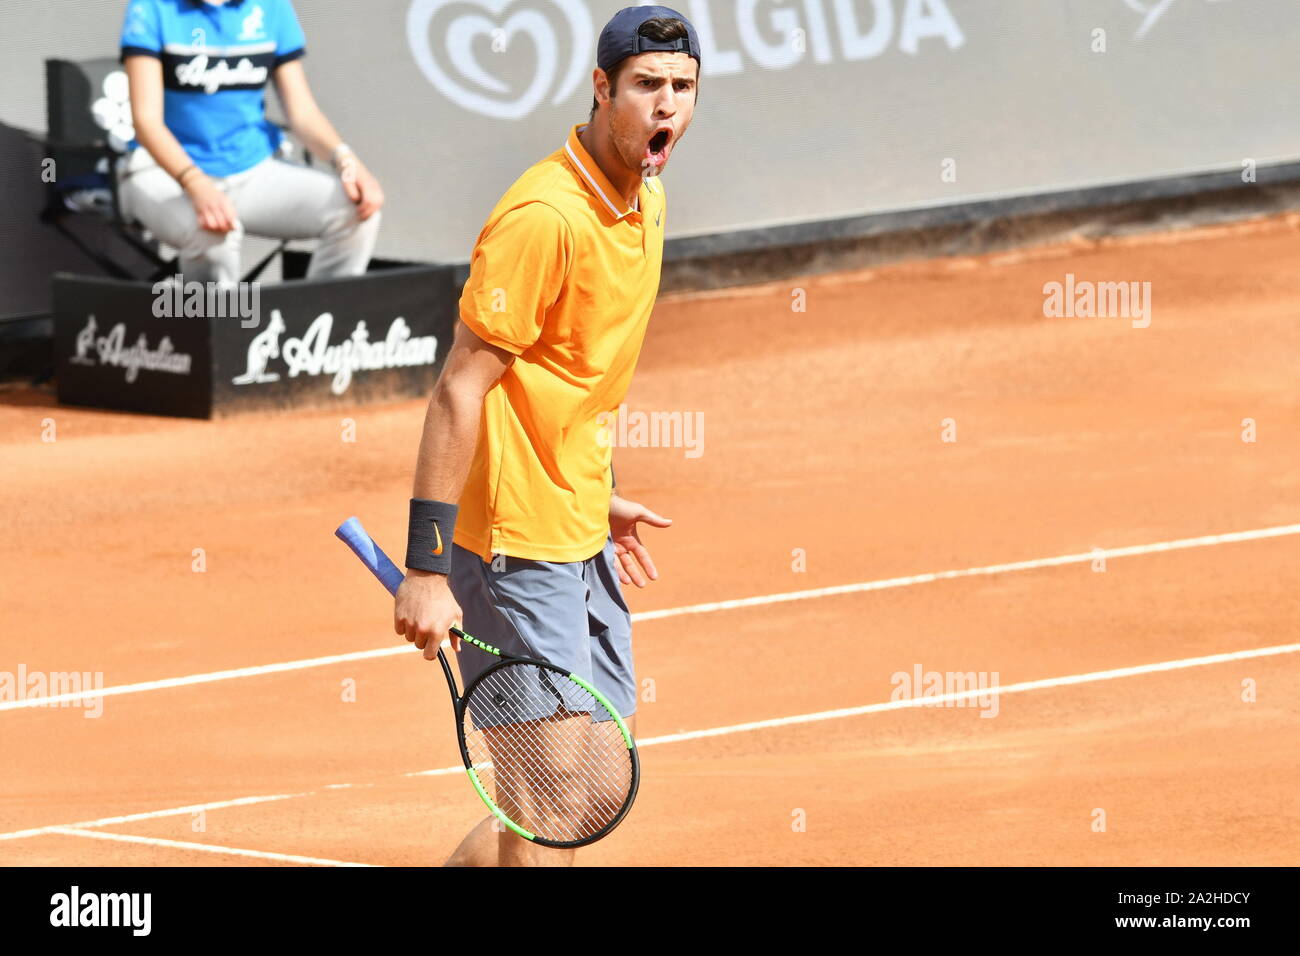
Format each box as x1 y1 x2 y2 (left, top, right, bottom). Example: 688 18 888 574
394 570 464 658
184 174 238 233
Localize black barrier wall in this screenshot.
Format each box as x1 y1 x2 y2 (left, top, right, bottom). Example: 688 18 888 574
53 264 456 418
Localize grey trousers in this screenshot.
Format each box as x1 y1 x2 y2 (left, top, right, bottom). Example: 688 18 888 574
115 146 381 285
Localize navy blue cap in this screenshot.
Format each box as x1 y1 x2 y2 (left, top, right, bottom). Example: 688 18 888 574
597 5 701 74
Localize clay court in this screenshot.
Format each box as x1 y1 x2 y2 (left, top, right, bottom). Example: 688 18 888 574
2 212 1298 866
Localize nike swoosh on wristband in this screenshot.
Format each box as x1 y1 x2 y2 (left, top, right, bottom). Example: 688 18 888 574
431 522 444 556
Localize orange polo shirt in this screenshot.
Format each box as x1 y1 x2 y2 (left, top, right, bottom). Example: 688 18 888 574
454 123 666 563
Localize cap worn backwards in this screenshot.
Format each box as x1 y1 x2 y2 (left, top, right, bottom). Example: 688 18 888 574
596 5 702 74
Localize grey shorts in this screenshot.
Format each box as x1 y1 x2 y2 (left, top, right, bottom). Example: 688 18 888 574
447 538 637 723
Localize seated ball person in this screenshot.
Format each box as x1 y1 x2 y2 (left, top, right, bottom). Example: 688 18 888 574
117 0 384 285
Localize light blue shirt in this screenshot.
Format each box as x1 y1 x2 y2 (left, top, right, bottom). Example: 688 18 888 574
120 0 307 177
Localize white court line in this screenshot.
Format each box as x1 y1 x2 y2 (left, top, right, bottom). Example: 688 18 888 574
0 792 309 842
406 766 471 778
49 827 378 867
636 641 1300 745
5 638 1298 845
0 647 409 712
3 521 1298 712
632 523 1300 621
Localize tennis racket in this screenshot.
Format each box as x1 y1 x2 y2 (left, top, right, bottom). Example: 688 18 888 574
335 517 640 849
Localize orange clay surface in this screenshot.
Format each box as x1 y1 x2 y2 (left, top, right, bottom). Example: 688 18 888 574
2 214 1299 865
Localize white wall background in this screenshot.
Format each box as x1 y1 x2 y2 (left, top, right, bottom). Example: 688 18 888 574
2 0 1298 266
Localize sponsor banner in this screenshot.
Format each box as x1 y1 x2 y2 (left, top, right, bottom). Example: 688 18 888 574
10 0 1299 273
53 264 455 418
375 0 1300 260
211 264 454 412
54 275 212 417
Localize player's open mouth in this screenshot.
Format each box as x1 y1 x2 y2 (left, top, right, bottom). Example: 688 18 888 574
645 128 672 167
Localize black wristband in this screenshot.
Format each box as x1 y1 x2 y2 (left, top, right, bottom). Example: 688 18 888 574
406 498 458 574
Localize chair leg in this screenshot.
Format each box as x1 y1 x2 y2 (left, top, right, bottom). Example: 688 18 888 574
148 259 180 284
242 240 288 283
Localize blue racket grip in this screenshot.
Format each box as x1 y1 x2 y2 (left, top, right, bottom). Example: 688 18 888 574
335 517 405 596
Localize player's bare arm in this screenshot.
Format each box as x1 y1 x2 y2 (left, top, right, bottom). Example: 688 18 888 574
395 320 513 657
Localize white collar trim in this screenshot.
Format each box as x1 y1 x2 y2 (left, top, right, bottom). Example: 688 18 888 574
567 126 634 220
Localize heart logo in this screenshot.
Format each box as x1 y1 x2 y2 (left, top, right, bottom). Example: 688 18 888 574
1121 0 1230 40
407 0 593 120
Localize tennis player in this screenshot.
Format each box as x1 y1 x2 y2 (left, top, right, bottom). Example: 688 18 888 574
394 6 701 866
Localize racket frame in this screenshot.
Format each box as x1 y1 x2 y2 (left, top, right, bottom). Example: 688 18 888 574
440 638 640 848
336 517 640 850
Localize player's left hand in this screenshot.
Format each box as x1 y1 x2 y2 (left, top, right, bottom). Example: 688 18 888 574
609 494 671 587
339 156 384 221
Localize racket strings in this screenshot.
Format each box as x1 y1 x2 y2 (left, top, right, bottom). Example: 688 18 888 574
475 724 627 832
466 669 630 840
463 662 633 844
477 697 631 797
474 739 625 843
471 732 624 844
